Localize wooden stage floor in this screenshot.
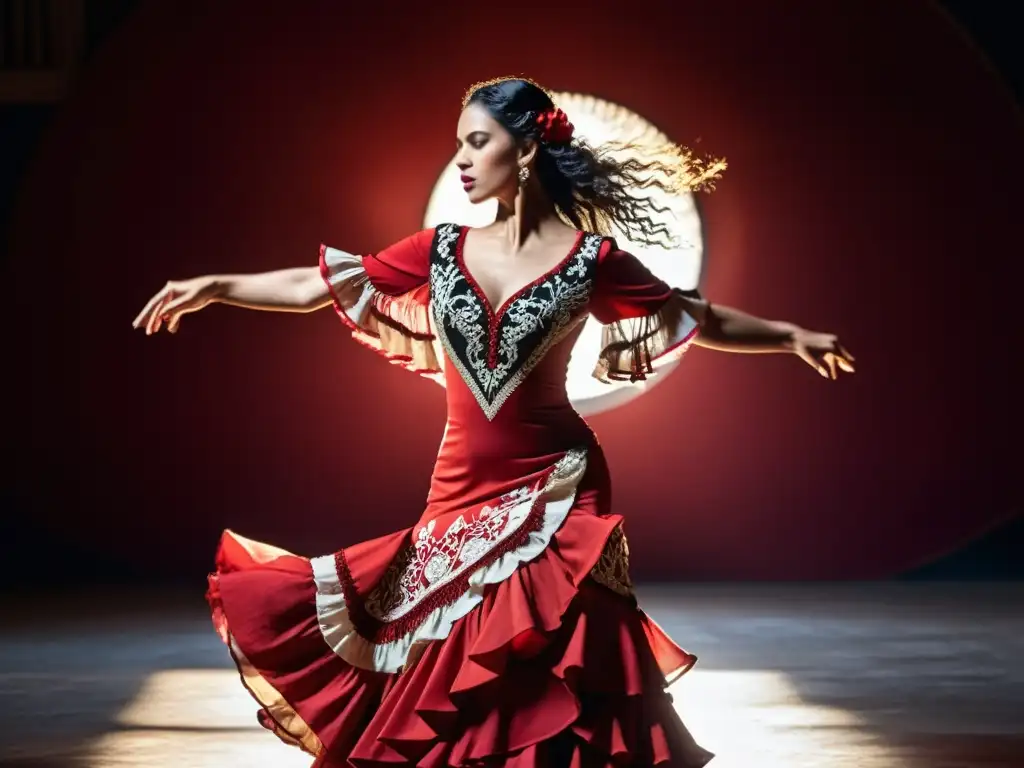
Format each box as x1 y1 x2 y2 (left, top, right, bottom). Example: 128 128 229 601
1 582 1021 767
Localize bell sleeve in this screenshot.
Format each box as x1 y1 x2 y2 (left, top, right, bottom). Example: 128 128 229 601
318 228 442 380
589 241 706 383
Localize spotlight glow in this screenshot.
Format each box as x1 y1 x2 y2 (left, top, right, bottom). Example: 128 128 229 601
88 667 899 767
424 92 705 416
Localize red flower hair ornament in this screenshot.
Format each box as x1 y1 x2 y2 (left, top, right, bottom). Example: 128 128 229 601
535 108 575 144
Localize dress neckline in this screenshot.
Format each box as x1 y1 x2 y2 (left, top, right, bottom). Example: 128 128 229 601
454 225 585 321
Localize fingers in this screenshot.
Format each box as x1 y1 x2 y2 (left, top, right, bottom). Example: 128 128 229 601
132 284 171 329
135 282 181 335
830 340 855 374
147 293 172 335
164 291 206 334
798 348 830 379
837 346 856 373
159 295 192 333
824 353 838 380
797 337 856 381
166 306 190 334
821 350 854 379
134 282 199 336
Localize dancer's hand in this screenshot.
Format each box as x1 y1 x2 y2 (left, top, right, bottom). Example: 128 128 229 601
132 277 220 335
790 329 855 380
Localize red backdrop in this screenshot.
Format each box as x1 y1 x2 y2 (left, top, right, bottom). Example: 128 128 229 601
9 0 1021 580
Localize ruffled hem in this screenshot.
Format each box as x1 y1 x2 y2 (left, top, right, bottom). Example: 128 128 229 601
346 533 710 767
320 244 445 382
208 573 326 756
592 288 702 383
207 517 710 767
207 533 405 759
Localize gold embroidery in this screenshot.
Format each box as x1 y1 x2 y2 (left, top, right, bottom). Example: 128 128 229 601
590 525 634 598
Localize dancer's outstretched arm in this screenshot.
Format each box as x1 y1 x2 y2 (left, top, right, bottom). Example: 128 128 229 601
132 267 329 335
692 299 856 380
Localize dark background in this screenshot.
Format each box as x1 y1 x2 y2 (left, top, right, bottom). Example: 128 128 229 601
3 0 1021 590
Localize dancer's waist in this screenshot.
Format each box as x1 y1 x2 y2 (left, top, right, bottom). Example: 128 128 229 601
428 407 593 498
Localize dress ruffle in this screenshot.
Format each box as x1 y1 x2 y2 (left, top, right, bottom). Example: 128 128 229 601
310 448 589 674
345 543 709 768
319 244 444 381
592 289 703 384
208 539 393 757
207 512 709 767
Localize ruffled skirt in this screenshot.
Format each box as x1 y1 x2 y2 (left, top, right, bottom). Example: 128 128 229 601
206 451 713 767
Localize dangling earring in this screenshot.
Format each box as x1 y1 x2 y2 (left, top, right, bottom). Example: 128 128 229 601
518 165 530 186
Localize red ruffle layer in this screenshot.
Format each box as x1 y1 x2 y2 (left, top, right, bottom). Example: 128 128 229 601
207 521 710 767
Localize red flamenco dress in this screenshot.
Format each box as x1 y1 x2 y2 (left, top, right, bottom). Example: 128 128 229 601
206 223 714 767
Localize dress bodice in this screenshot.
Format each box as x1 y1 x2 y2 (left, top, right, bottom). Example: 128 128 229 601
319 221 701 459
429 223 603 425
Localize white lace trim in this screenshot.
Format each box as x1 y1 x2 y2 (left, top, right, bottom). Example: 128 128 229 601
321 246 443 376
309 451 587 673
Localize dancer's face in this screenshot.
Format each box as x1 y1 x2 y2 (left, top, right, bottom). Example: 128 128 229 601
454 103 528 206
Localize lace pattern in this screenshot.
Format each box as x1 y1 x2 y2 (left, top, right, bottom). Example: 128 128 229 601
363 486 534 623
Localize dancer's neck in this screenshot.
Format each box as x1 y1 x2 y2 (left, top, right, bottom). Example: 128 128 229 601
493 184 563 253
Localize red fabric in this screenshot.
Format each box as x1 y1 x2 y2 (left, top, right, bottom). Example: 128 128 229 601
335 528 411 599
208 551 395 757
208 516 705 768
361 228 434 296
589 241 675 324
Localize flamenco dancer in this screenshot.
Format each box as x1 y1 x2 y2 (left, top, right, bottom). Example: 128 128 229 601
133 77 854 767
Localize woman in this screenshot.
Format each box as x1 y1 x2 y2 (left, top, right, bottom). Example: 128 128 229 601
133 77 854 767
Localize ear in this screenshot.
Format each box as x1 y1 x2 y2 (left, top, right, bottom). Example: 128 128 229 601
517 138 539 168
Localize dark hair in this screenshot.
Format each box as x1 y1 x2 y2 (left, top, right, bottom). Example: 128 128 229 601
464 76 725 249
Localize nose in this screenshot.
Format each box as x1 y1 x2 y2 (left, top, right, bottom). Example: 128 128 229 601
455 157 471 171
